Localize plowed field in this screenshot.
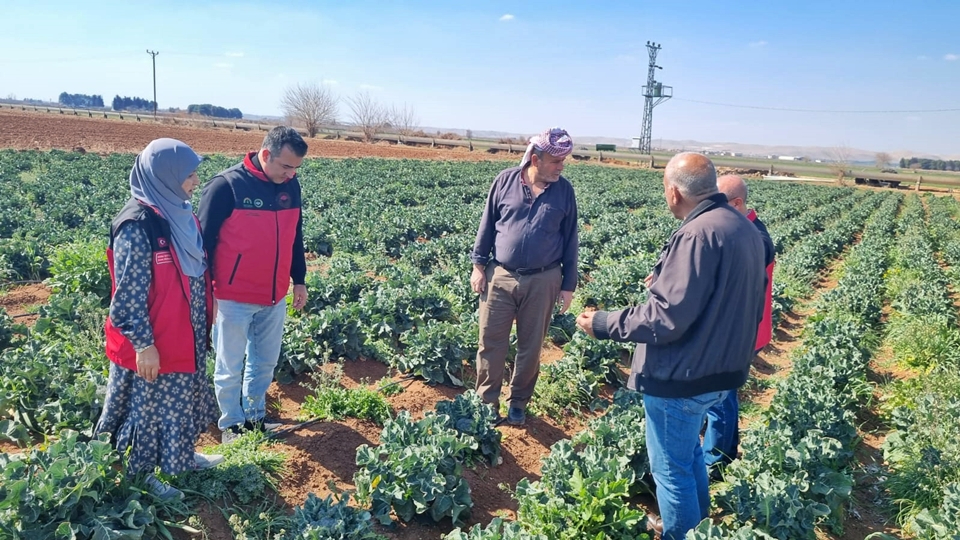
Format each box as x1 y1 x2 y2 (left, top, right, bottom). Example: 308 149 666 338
0 107 516 161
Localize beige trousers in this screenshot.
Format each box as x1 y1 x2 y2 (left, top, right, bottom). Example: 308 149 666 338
475 262 562 411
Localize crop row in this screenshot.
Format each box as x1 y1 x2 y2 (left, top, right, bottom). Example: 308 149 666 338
707 193 900 539
874 194 960 537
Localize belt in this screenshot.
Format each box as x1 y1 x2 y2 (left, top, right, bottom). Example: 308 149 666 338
496 260 561 276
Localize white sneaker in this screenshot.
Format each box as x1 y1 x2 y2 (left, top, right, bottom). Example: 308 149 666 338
145 474 184 501
194 452 225 470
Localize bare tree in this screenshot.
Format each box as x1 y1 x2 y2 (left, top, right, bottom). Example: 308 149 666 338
280 82 338 138
390 102 419 137
347 91 389 143
875 151 893 170
830 144 852 184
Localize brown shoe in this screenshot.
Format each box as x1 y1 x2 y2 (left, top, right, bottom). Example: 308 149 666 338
646 514 664 535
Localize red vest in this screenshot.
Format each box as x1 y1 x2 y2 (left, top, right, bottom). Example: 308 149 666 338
104 199 213 374
209 153 301 305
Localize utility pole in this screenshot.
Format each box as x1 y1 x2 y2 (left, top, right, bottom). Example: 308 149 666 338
639 42 672 155
146 49 159 118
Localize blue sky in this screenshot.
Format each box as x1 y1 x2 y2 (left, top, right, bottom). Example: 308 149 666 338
2 0 958 155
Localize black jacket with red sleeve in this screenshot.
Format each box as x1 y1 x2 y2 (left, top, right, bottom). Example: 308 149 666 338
198 152 306 306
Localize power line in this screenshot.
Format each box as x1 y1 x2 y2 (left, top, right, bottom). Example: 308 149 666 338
1 54 142 64
164 51 235 58
1 51 228 65
673 97 960 114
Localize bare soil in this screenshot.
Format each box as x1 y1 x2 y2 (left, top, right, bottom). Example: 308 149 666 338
0 282 51 326
189 346 605 540
0 108 520 161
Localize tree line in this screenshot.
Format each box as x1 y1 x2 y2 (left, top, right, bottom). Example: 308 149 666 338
111 95 156 112
58 92 104 108
900 157 960 171
55 90 243 120
186 104 243 119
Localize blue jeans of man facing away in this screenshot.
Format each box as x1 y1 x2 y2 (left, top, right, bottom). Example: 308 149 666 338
213 299 287 431
644 390 729 540
702 390 739 469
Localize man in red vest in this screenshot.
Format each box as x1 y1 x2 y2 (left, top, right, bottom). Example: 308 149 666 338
702 174 776 477
199 127 309 444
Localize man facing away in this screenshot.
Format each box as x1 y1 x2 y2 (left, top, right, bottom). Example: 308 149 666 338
470 127 579 426
702 174 776 476
198 126 309 444
575 153 766 540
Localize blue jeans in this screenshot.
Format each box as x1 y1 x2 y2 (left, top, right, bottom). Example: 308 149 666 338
644 391 729 540
702 390 739 468
213 299 287 430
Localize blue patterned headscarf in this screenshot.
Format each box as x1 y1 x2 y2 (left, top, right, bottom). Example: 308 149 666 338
128 138 206 277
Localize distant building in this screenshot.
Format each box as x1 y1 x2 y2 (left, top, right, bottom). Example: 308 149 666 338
777 155 803 161
630 137 641 150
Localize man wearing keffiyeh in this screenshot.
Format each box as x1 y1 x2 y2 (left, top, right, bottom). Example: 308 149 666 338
469 128 580 426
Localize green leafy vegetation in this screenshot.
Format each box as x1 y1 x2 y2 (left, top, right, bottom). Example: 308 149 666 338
354 411 476 526
299 365 393 425
0 430 170 539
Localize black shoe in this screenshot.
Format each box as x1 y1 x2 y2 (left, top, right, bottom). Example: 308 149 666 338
506 406 526 426
221 424 244 445
245 416 284 432
708 460 729 482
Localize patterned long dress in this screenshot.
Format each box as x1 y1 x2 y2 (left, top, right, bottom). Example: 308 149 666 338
95 221 219 476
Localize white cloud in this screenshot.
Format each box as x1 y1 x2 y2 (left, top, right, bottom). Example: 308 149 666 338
500 14 514 21
359 84 383 91
213 62 233 69
225 52 245 58
749 40 767 47
945 53 959 61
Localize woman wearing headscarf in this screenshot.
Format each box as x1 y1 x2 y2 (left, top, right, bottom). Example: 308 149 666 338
95 138 221 500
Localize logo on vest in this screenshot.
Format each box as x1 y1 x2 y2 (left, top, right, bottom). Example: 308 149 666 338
243 197 254 208
155 252 173 265
277 192 291 208
254 199 264 208
157 237 168 248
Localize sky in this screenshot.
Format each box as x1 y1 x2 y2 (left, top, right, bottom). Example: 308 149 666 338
1 0 958 156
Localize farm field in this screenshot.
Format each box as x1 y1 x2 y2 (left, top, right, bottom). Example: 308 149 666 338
1 116 959 539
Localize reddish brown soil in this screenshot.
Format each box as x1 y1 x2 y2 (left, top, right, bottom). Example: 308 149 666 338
190 349 602 540
0 108 520 161
0 283 50 326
